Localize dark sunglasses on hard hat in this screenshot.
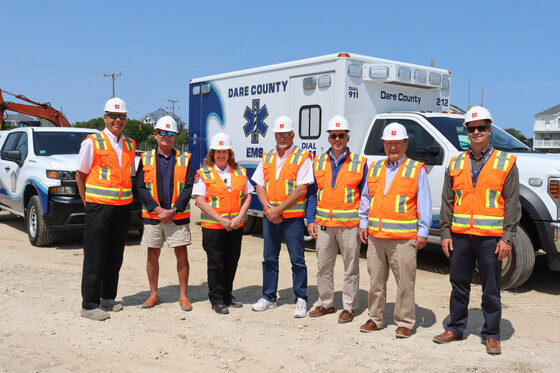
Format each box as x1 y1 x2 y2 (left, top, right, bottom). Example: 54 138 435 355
157 130 176 137
106 113 127 120
466 125 490 134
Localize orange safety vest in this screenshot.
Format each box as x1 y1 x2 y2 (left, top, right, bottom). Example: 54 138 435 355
84 131 135 205
367 158 424 239
140 149 191 220
449 149 516 237
314 151 366 227
197 165 247 229
262 146 311 219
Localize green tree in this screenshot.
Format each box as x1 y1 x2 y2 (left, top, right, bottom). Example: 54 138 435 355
175 131 189 152
74 117 105 130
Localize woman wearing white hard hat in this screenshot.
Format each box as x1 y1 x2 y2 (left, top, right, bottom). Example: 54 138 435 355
192 132 254 314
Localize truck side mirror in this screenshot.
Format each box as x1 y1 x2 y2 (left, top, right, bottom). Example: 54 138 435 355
2 150 23 167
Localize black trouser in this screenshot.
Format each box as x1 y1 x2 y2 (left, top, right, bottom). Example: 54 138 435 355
447 233 502 340
202 227 243 305
81 203 131 310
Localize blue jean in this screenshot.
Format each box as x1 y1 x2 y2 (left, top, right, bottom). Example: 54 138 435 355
262 217 307 303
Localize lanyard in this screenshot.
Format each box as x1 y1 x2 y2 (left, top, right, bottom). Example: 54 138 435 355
470 148 493 185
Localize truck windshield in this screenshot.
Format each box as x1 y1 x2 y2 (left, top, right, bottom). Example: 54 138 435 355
33 131 95 156
427 117 533 152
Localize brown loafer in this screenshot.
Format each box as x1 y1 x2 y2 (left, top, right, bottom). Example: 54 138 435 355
309 306 336 318
433 330 462 344
338 309 355 324
179 298 193 312
141 296 160 309
485 338 501 355
359 319 378 333
395 327 412 338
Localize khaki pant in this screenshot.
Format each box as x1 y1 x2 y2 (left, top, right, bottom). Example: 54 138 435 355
367 236 417 329
315 226 360 311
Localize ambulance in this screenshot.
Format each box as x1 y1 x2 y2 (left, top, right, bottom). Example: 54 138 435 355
189 52 560 289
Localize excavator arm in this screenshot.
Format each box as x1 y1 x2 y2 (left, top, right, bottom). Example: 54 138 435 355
0 89 71 128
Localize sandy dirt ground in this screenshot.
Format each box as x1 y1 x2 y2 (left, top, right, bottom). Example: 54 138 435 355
1 206 560 372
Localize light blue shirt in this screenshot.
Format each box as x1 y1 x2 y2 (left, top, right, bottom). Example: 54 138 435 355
358 155 432 238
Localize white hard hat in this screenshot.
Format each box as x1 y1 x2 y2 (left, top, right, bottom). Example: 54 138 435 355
155 115 178 133
381 122 408 141
464 106 493 127
273 116 295 133
104 97 127 114
326 115 350 132
209 132 232 150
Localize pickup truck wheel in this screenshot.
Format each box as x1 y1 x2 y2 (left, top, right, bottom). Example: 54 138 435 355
26 195 55 247
473 225 535 290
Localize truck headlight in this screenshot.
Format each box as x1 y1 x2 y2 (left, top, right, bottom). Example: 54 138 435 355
49 186 76 196
46 170 76 180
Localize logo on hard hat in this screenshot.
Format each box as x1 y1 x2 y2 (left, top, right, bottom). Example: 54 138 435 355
391 130 396 136
115 104 120 109
166 123 171 129
336 122 340 127
472 112 478 118
219 141 224 146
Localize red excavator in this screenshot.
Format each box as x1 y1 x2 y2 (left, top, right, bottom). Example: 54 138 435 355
0 88 71 129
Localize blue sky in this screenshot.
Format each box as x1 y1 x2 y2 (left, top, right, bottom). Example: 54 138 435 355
2 0 559 136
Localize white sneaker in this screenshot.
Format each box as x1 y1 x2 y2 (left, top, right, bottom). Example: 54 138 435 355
100 299 123 312
252 297 278 312
294 298 307 318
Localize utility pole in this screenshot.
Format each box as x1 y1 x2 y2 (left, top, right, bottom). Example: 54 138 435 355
167 98 180 115
104 72 122 98
481 88 484 107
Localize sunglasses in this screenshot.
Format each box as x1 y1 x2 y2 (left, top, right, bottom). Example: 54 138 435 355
275 132 292 138
106 113 127 120
466 125 490 134
157 130 176 137
329 133 346 140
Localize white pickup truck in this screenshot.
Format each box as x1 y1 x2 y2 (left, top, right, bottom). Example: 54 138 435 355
0 127 142 246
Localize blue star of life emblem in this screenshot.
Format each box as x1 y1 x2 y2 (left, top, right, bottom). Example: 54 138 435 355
243 99 268 144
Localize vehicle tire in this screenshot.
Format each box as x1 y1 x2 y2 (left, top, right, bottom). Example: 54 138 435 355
473 225 535 290
252 217 263 234
26 195 55 247
242 215 256 235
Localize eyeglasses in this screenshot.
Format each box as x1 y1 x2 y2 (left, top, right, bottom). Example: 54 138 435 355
275 132 292 138
466 125 490 134
106 113 127 120
329 133 346 140
157 130 176 137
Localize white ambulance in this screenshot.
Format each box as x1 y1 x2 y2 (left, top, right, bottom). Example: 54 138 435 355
188 52 560 290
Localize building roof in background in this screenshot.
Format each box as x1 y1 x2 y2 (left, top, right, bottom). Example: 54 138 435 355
536 104 560 116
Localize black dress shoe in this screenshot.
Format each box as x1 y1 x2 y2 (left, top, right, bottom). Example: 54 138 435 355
212 303 229 314
226 298 243 308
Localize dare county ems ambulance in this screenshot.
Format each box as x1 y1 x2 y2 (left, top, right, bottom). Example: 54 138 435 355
188 52 560 290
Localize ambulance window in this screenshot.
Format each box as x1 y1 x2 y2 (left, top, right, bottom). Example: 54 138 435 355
299 106 321 139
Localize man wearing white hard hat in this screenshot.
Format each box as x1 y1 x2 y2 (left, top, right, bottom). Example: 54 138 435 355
251 116 314 318
193 132 253 314
305 115 367 323
434 106 520 355
137 115 195 312
358 122 432 337
76 97 136 321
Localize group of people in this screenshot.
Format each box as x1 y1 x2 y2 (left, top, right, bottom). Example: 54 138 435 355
77 98 519 356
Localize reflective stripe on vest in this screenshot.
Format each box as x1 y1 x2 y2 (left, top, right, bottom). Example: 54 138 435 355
314 151 364 227
198 165 246 229
140 149 191 220
262 147 310 219
367 158 423 239
84 132 134 205
449 149 516 237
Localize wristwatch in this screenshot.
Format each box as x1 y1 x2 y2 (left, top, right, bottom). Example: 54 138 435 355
502 238 513 245
172 206 178 213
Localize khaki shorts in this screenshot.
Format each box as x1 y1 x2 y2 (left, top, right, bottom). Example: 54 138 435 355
141 222 192 248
